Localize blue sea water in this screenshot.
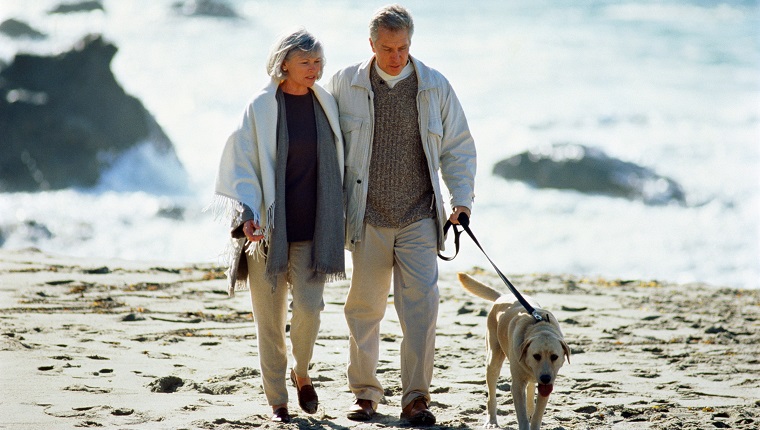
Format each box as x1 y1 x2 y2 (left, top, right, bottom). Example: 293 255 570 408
1 0 758 289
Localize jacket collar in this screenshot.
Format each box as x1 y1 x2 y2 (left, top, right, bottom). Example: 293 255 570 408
350 55 434 92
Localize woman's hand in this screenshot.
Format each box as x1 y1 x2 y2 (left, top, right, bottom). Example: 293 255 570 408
243 220 265 242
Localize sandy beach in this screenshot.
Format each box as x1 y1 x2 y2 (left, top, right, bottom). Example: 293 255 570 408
1 247 758 429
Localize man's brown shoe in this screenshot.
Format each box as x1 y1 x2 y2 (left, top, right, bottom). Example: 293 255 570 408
347 399 376 421
271 407 291 423
400 396 436 426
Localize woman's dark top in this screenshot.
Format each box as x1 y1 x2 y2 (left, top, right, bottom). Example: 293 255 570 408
283 91 318 242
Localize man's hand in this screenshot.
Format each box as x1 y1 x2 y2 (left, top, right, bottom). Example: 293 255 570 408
243 220 265 242
449 206 471 225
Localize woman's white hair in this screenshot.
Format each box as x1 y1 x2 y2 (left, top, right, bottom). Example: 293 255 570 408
266 28 324 81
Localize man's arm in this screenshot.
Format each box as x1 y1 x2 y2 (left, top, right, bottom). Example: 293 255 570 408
438 82 477 215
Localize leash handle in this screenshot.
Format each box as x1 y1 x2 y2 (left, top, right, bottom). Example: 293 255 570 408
437 211 474 260
441 213 542 322
437 220 462 261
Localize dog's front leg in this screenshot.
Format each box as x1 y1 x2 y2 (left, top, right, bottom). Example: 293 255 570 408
529 392 550 430
526 380 535 417
484 347 505 428
510 374 530 430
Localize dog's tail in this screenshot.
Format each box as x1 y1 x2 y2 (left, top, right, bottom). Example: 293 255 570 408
457 273 502 302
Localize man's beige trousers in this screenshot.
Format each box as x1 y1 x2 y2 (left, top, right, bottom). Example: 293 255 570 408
345 218 439 408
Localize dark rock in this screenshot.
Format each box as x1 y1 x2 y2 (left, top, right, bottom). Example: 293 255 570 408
574 405 598 414
171 0 241 18
493 143 686 205
0 34 188 193
705 326 729 334
149 376 185 393
48 1 104 14
156 204 185 220
0 19 47 39
83 266 110 274
16 220 54 242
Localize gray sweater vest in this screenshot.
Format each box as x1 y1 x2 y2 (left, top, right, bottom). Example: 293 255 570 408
365 66 434 228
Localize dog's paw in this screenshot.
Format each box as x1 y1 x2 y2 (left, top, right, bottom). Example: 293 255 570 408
482 421 500 429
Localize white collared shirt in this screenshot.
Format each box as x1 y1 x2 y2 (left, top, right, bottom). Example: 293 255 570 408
374 60 414 88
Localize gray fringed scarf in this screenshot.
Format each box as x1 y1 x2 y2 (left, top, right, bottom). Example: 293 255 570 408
265 88 345 285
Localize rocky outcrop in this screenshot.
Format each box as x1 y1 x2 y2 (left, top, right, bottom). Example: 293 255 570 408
171 0 241 18
47 1 104 15
0 19 47 40
493 143 686 205
0 34 187 193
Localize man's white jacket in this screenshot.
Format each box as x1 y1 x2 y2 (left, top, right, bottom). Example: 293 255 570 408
327 56 477 251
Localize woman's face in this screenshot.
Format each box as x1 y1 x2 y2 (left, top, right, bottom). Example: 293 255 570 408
281 52 322 94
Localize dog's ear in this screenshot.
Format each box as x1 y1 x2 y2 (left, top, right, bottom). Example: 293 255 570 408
520 338 533 362
561 340 571 364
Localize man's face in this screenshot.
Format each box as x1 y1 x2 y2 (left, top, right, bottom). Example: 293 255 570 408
370 27 410 76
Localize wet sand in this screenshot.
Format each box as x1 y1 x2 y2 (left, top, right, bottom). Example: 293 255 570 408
1 248 758 429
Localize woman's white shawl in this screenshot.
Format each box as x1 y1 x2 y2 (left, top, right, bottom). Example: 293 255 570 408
211 79 344 294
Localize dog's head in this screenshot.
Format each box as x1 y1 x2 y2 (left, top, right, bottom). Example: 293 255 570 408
519 331 570 397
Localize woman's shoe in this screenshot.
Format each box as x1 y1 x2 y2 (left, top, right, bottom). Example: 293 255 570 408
290 369 318 414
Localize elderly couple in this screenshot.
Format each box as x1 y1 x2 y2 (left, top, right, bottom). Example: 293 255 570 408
212 4 476 426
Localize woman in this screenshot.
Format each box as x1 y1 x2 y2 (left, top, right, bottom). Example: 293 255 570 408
211 29 345 423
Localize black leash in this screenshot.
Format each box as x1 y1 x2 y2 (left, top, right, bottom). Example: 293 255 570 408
439 213 543 322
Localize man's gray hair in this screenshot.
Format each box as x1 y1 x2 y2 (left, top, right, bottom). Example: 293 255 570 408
369 4 414 42
266 28 324 81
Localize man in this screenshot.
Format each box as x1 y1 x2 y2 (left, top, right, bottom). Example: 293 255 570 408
327 4 476 426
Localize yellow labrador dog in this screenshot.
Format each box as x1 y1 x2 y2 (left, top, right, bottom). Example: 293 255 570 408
458 273 570 430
